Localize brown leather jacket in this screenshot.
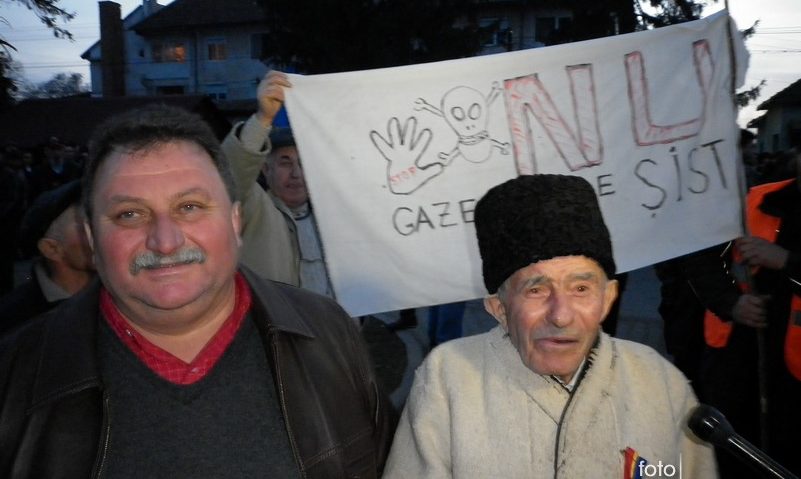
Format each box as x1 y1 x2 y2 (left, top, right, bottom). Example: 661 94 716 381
0 267 395 478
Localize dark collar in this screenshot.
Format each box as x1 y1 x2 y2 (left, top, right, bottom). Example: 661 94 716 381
239 265 315 339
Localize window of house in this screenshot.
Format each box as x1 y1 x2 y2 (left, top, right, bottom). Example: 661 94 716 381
479 17 510 47
204 84 228 100
207 37 227 61
251 33 269 60
152 42 186 63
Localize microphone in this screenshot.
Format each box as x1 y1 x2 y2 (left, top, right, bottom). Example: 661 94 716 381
688 404 799 479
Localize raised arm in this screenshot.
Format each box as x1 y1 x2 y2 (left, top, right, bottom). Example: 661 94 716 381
221 71 292 203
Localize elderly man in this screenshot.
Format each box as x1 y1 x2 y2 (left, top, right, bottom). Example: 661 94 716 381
383 174 716 478
0 105 393 478
221 71 332 296
0 180 94 335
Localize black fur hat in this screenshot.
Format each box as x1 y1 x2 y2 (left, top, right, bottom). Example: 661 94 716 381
474 174 616 293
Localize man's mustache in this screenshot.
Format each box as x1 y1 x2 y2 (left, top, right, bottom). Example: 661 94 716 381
129 248 206 275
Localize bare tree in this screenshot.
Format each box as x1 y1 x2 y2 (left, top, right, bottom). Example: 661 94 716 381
0 0 75 109
19 72 88 99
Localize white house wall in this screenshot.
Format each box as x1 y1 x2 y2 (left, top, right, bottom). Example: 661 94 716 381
123 25 268 99
194 25 270 99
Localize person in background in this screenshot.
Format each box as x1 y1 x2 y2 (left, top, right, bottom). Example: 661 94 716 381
28 137 81 201
740 129 759 187
687 148 801 477
653 253 708 395
0 180 94 335
220 71 332 297
0 147 27 295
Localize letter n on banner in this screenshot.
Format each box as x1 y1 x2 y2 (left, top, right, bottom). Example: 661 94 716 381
503 65 602 174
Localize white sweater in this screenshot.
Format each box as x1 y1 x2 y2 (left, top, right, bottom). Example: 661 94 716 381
384 327 717 478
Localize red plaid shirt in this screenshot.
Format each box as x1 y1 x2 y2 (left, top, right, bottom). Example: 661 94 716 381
101 273 252 385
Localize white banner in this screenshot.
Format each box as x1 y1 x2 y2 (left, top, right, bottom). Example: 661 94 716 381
285 11 749 316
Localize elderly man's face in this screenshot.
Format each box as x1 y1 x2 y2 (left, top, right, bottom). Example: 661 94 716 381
263 145 308 209
86 140 241 324
485 256 618 383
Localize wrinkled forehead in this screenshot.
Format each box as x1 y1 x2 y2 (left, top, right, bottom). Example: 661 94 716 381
508 255 608 285
104 139 212 171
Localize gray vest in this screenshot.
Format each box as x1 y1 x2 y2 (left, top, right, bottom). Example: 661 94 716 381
98 315 297 478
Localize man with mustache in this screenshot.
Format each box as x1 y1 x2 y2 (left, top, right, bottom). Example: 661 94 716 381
383 175 717 478
0 105 394 478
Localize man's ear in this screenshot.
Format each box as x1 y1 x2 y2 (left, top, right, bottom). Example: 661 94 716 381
599 278 619 323
82 220 95 252
37 237 62 262
231 201 243 246
484 295 509 332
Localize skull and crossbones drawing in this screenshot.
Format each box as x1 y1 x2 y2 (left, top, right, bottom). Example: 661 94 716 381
414 82 509 164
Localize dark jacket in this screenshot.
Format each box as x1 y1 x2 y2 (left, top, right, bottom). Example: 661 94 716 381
0 272 60 337
686 180 801 475
0 267 395 478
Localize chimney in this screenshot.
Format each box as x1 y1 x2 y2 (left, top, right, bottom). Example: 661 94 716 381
99 1 125 97
142 0 161 18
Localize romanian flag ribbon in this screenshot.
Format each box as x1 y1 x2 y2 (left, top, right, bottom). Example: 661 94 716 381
623 447 648 479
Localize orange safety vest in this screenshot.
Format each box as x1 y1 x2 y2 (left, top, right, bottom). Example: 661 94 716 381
703 179 801 380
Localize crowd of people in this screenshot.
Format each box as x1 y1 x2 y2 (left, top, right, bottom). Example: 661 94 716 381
0 138 87 295
0 71 798 478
